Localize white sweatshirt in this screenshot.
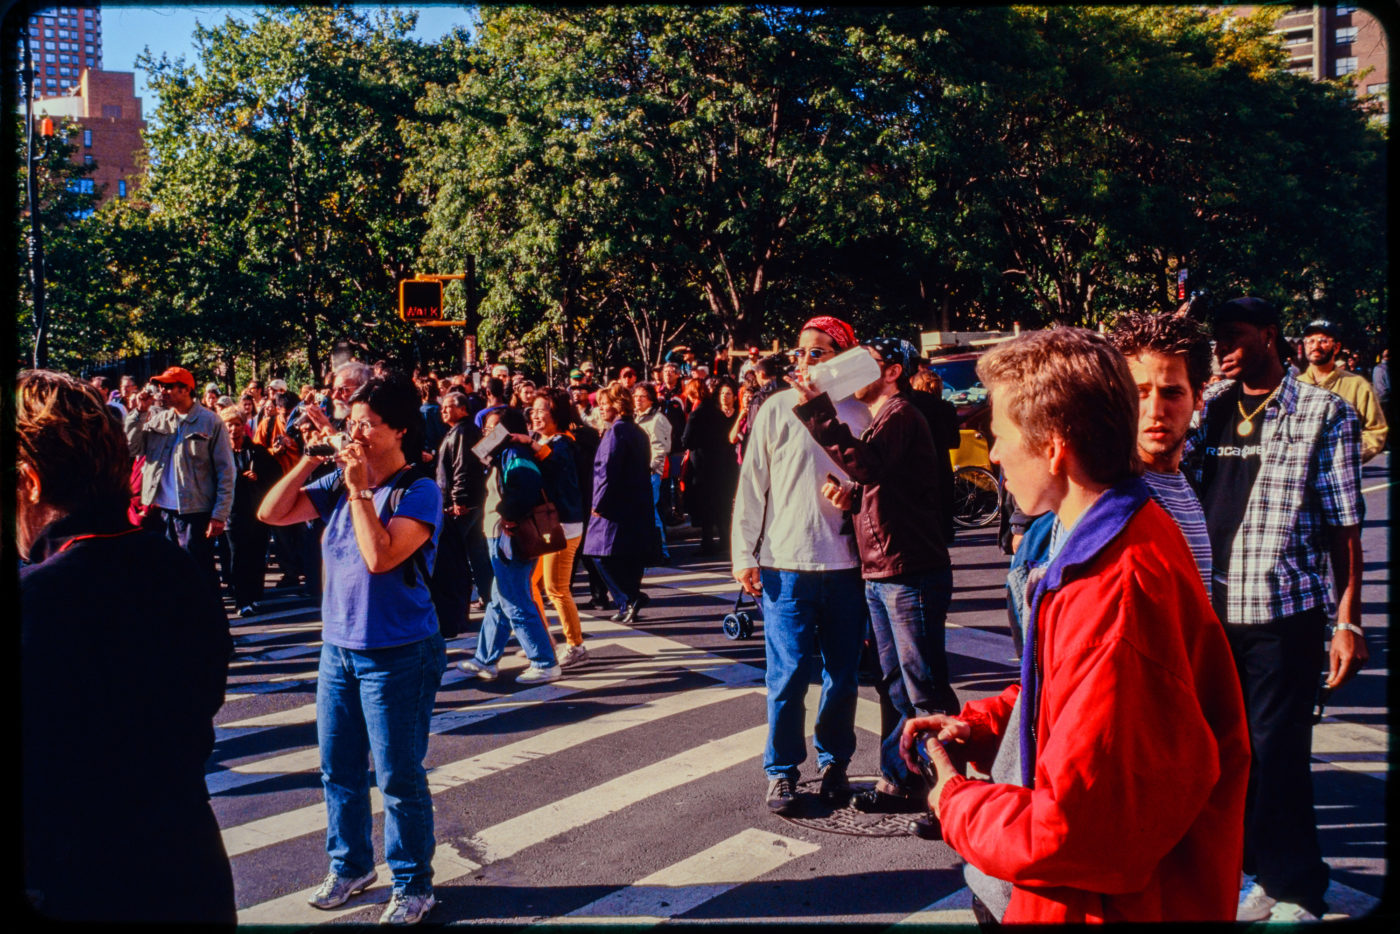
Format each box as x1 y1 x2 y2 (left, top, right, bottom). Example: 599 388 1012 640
730 387 870 573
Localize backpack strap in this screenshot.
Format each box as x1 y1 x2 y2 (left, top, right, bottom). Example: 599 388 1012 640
382 464 433 590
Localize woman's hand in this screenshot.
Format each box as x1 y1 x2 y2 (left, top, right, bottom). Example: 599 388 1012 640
340 440 370 493
821 479 853 511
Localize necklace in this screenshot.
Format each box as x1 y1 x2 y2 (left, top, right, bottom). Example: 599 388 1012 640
1236 383 1281 438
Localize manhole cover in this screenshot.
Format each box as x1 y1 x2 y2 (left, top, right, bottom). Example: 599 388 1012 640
774 776 924 837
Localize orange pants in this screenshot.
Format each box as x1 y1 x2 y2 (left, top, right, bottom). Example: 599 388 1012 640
530 535 583 646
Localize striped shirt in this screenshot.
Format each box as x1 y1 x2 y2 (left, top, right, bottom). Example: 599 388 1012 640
1142 469 1213 600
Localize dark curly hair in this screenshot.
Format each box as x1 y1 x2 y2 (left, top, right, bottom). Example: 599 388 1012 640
1107 310 1214 391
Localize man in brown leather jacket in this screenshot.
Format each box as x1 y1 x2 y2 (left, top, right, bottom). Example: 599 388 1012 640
793 336 958 812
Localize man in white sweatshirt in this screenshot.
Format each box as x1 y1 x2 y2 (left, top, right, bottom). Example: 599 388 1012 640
732 315 871 816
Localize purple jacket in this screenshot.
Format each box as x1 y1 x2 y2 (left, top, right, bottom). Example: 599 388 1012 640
582 416 655 558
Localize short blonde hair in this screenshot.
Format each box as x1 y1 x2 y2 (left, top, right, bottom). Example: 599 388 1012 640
976 327 1141 484
600 381 634 417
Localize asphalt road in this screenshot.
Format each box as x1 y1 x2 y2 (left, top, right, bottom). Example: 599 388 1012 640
212 454 1390 925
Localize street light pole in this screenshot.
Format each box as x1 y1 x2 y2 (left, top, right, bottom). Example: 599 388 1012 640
21 26 50 369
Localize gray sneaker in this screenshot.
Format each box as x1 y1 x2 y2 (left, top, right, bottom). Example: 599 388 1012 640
380 890 436 925
308 868 377 909
557 643 589 668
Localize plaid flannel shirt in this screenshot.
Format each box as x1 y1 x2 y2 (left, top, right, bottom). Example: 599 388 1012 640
1183 371 1362 625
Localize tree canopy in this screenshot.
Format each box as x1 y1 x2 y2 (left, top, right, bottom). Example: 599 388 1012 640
20 4 1390 378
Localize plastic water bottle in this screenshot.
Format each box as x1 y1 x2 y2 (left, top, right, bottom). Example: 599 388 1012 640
807 349 882 401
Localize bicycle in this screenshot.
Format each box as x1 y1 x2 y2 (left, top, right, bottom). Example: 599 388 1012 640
949 427 1001 528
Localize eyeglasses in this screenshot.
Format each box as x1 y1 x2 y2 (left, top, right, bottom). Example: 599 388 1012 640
786 347 833 362
345 417 382 434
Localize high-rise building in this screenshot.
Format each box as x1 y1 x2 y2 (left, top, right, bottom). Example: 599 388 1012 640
19 3 103 100
1225 5 1389 122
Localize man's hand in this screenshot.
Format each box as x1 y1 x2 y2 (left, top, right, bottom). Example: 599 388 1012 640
899 714 970 773
302 402 332 432
735 566 762 598
136 391 155 413
785 371 821 404
821 479 853 511
206 518 226 538
1327 627 1368 689
920 735 961 819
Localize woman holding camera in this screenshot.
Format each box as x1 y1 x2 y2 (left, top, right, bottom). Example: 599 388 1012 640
259 376 445 926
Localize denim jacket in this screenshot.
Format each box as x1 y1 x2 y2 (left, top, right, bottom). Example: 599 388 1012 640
126 403 236 524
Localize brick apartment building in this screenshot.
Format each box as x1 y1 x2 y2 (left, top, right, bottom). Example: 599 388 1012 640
17 3 102 100
32 67 145 206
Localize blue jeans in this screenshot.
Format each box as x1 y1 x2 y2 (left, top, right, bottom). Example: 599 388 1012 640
474 536 556 668
317 632 446 895
760 567 866 780
650 473 670 558
866 568 958 788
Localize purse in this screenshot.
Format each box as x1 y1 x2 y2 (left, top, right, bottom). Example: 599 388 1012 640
511 492 568 560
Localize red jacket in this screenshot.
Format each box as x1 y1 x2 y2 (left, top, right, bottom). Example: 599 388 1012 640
939 482 1250 923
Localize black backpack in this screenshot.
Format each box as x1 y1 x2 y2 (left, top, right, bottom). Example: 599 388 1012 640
660 396 687 454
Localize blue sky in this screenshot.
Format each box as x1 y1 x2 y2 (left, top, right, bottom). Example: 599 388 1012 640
100 3 474 113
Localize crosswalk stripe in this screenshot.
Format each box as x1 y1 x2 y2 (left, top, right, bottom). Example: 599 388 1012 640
892 885 978 927
543 828 820 924
236 844 481 925
220 683 764 857
235 725 769 924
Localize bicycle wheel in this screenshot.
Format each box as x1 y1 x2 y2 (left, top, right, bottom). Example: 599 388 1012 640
951 466 1000 528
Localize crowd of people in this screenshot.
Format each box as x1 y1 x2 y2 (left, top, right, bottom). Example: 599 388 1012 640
19 298 1383 926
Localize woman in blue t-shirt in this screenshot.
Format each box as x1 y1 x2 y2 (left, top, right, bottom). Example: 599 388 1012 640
259 375 445 926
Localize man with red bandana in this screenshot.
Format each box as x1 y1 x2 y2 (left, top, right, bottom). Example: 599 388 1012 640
731 314 870 816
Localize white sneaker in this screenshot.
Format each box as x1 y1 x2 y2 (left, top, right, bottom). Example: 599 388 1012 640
557 643 588 667
1269 901 1319 923
458 657 498 681
516 664 561 683
1238 881 1277 922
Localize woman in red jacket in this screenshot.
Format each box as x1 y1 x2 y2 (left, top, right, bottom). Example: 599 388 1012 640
901 327 1250 924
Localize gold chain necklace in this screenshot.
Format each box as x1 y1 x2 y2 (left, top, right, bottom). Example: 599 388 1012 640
1236 383 1281 438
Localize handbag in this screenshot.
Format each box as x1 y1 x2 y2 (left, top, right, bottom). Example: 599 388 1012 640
511 491 568 560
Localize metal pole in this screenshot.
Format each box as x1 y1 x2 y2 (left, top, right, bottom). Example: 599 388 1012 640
22 27 49 369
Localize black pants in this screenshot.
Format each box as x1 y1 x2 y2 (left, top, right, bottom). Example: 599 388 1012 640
1224 608 1330 915
226 517 271 608
596 554 645 608
464 508 493 604
433 510 477 638
150 508 220 598
271 522 306 584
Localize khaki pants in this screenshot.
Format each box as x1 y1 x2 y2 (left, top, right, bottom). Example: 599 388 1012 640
531 535 583 646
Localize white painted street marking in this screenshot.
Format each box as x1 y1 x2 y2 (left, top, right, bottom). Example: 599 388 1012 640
220 684 764 857
892 885 978 927
545 828 820 924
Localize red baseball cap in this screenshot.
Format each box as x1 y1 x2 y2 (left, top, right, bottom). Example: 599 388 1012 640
151 366 196 390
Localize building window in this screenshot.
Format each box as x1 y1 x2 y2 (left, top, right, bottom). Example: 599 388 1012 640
1335 57 1358 76
1368 82 1389 96
59 67 70 76
84 44 92 52
85 57 93 67
1335 4 1357 14
44 29 53 37
1335 27 1358 44
83 154 93 166
1284 31 1311 46
118 180 127 198
44 53 55 62
83 128 91 147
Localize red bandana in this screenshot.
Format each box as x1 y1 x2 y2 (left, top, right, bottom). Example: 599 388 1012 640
800 315 856 350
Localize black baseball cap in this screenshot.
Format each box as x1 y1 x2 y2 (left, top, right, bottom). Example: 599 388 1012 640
1212 296 1280 330
1302 319 1341 339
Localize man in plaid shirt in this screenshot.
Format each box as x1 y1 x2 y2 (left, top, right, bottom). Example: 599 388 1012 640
1183 296 1368 923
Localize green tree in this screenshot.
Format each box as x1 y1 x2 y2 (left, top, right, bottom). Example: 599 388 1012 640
133 5 458 378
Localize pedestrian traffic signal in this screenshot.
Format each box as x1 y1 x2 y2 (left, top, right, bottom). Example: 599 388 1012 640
399 279 443 322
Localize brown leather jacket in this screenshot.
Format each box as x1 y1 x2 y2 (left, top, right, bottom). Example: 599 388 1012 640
794 391 950 579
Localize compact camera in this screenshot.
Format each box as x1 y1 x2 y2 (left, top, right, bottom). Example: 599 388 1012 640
306 433 351 458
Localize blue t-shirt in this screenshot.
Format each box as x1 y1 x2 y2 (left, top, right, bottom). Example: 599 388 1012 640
304 468 443 650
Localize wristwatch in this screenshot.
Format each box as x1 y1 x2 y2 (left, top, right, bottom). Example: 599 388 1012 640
349 489 374 502
1332 621 1364 638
